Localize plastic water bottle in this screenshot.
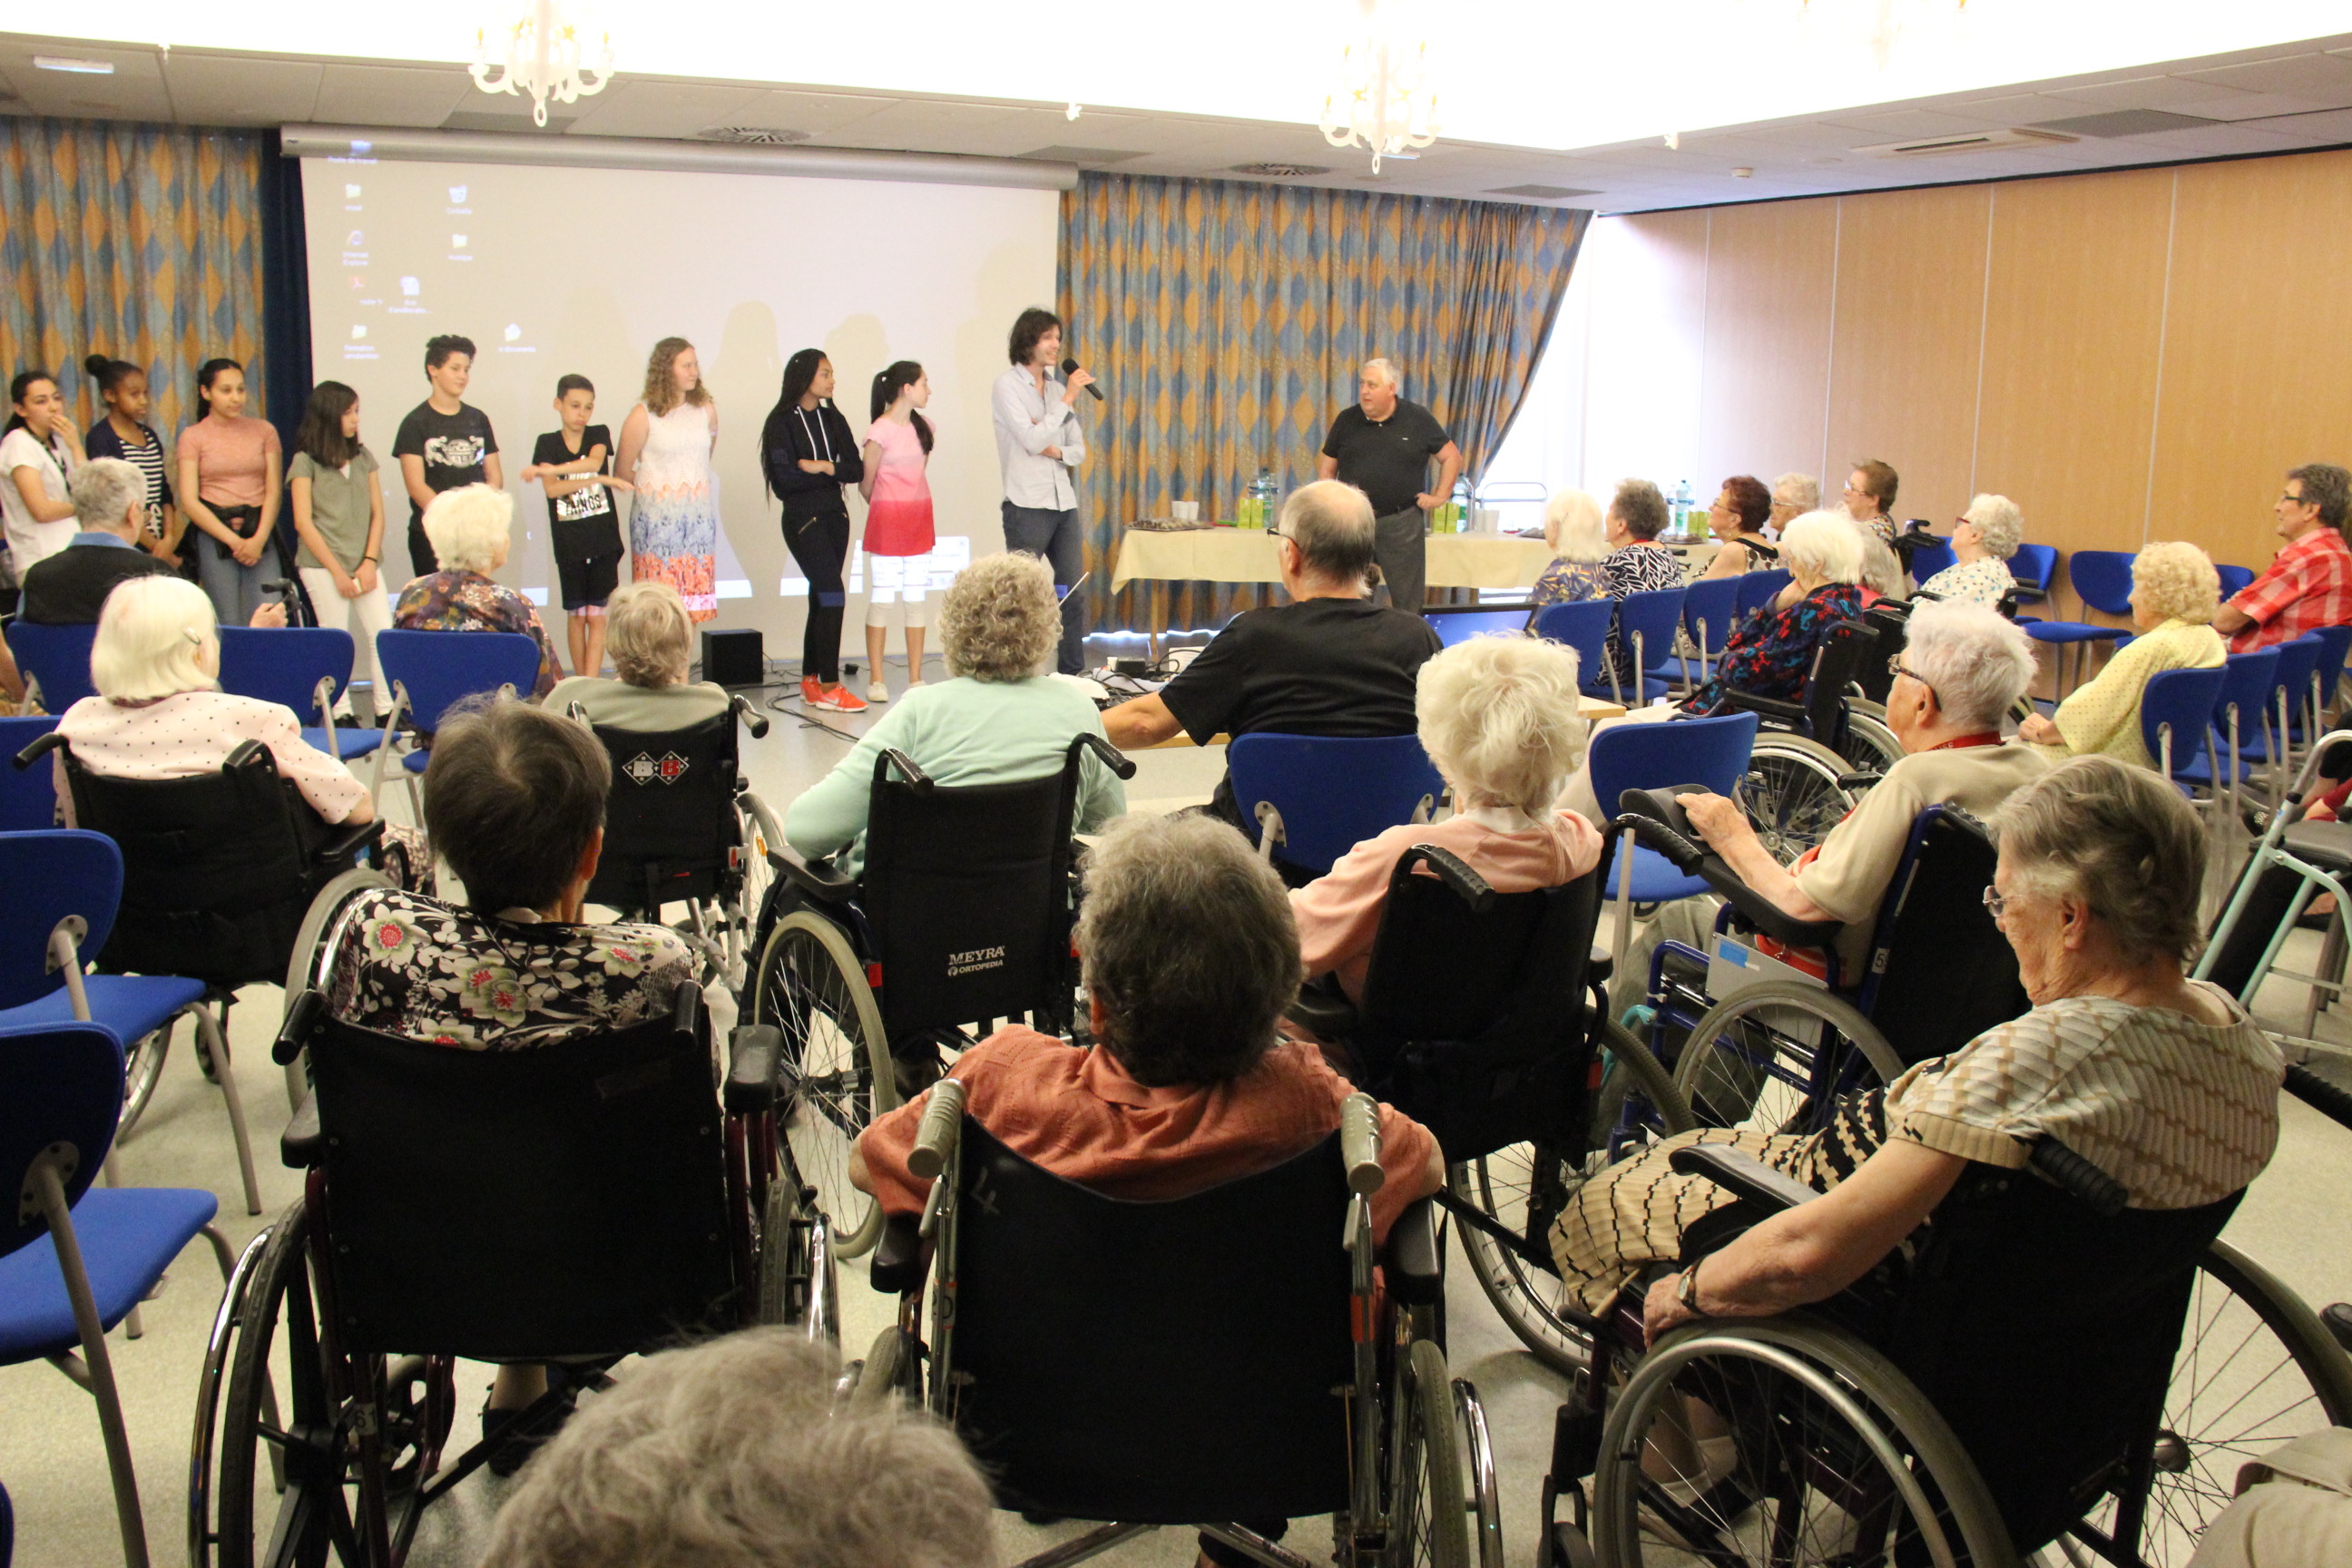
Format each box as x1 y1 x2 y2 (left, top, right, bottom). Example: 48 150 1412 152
1448 477 1473 533
1672 478 1694 538
1249 467 1279 529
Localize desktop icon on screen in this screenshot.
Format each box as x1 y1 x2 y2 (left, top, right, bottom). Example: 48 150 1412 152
449 184 467 204
504 324 522 342
400 277 419 297
347 230 364 247
351 325 368 340
452 234 467 250
344 182 361 200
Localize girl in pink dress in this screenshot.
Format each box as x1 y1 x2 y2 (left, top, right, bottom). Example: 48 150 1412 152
858 361 936 702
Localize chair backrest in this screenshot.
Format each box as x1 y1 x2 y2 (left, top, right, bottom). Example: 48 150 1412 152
861 737 1097 1036
583 711 741 914
1227 732 1443 877
2212 649 2282 748
2268 635 2326 726
216 625 355 723
375 629 543 733
0 1021 127 1264
1615 586 1687 672
1907 535 1957 582
298 987 735 1357
2140 666 2228 779
947 1118 1354 1523
1801 619 1879 746
1853 806 2028 1063
0 830 121 1011
1734 568 1792 618
1588 710 1759 812
2308 622 2352 710
0 716 59 831
7 621 97 711
2008 543 2058 597
2214 563 2257 601
1679 574 1742 656
1422 605 1533 647
1849 601 1915 706
1531 597 1614 685
2067 550 2136 618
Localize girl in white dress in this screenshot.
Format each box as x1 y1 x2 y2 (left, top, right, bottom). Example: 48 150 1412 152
617 338 720 623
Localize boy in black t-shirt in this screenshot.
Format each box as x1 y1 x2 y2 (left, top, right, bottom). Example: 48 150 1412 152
521 374 632 679
393 334 502 579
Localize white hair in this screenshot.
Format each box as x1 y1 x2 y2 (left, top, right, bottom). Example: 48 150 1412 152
605 581 693 688
1960 494 2024 560
1771 473 1820 511
90 574 217 702
1777 510 1864 586
1416 634 1586 818
70 456 144 533
1904 598 2037 730
422 483 514 574
1360 357 1401 390
1543 490 1608 564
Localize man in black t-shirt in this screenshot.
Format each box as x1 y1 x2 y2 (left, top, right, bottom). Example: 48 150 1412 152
393 335 503 580
1316 358 1461 612
1103 479 1442 829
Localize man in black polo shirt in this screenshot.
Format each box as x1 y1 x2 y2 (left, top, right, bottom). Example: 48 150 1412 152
18 457 179 624
1103 478 1442 829
1316 358 1461 612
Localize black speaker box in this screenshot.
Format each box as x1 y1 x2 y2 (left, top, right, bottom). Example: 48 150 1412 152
701 628 766 688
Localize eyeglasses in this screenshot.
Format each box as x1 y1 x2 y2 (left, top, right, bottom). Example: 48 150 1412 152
1982 886 2008 920
2283 489 2312 507
1887 657 1939 705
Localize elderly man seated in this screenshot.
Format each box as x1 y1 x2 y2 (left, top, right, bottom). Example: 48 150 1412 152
1102 479 1441 831
1609 600 2049 1021
2213 462 2352 652
17 457 179 623
853 809 1443 1568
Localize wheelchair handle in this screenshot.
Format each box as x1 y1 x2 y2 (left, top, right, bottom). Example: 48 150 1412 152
729 691 771 740
2026 1137 2128 1218
907 1078 966 1180
1069 730 1139 781
875 747 934 791
11 730 64 770
1394 843 1494 912
1609 810 1707 877
2287 1061 2352 1133
1340 1093 1385 1195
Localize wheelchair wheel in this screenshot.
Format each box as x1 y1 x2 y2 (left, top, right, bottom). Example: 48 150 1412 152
724 793 786 996
750 910 897 1259
1838 712 1904 782
756 1178 838 1342
1592 1317 2014 1568
1454 1380 1507 1568
1672 982 1904 1136
850 1325 923 1407
1383 1338 1475 1568
1455 1023 1692 1375
282 867 396 1010
2055 1240 2352 1567
118 1019 172 1139
1742 738 1857 866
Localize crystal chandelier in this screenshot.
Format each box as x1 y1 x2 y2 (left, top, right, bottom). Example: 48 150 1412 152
471 0 614 128
1318 0 1439 173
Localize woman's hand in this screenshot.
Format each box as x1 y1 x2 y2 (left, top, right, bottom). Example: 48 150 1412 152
231 534 265 567
1677 790 1759 858
356 559 379 594
1772 579 1804 612
2018 713 2059 745
333 569 362 600
797 458 836 475
1642 1271 1699 1345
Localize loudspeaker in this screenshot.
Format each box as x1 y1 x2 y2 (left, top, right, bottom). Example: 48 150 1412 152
701 628 765 688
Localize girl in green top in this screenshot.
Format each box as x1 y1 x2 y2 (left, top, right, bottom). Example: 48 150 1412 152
288 381 390 713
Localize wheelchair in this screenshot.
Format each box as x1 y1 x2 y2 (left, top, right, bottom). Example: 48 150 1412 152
568 691 785 1000
188 967 811 1568
854 1080 1498 1568
1285 842 1692 1376
750 732 1135 1259
1719 618 1905 866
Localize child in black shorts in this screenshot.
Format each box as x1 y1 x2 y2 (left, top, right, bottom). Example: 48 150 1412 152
521 374 632 678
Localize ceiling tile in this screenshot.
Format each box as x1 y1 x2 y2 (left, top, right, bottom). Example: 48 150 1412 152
726 90 895 134
1818 107 1994 137
2231 105 2352 142
2171 90 2352 122
563 79 769 138
2176 52 2352 98
0 42 172 121
163 53 320 124
2043 74 2259 112
315 63 475 129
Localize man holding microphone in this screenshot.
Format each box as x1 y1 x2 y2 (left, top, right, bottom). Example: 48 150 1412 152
1317 358 1461 611
992 308 1093 675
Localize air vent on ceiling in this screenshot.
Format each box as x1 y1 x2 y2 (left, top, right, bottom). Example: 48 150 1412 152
1020 145 1145 163
699 126 811 144
1855 126 2077 159
1229 162 1332 177
1486 183 1598 200
2027 109 2219 139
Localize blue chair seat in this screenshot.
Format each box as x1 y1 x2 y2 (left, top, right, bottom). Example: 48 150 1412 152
1588 672 1672 704
0 973 210 1041
307 725 387 761
2024 622 2122 646
1615 844 1708 904
0 1186 218 1362
402 748 432 775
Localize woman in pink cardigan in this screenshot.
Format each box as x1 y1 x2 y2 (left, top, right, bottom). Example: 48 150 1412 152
1292 632 1602 1003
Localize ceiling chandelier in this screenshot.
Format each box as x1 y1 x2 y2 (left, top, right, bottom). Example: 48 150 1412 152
471 0 614 128
1318 0 1439 174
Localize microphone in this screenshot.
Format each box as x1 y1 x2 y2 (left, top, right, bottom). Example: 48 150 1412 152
1061 357 1106 401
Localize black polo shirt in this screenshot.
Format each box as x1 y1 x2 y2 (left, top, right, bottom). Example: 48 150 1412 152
1321 398 1451 518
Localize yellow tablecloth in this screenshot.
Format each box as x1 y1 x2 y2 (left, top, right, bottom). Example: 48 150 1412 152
1111 528 1558 591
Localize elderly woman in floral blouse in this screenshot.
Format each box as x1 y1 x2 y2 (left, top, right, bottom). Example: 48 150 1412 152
1680 510 1867 715
393 483 564 700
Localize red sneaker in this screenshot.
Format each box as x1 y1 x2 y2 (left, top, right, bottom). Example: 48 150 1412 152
803 681 868 714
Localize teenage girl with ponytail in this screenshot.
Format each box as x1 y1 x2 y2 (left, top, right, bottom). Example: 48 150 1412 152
82 353 181 568
760 348 867 713
858 360 936 703
176 358 284 624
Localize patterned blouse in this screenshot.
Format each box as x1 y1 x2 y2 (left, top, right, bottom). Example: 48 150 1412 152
391 570 564 699
1685 581 1866 716
1917 556 2014 608
326 887 694 1050
1601 543 1686 687
1531 557 1608 608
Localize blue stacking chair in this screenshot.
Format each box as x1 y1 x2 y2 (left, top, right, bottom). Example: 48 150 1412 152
2169 652 2279 835
0 830 262 1214
7 621 97 711
1422 606 1534 648
216 624 387 764
1588 710 1760 976
2286 623 2352 750
1593 586 1686 705
1907 534 1957 583
0 1018 232 1568
2229 634 2324 795
1228 732 1445 880
1676 575 1742 692
0 716 58 831
2007 543 2057 609
2215 564 2257 601
1733 568 1792 620
2068 550 2137 618
372 629 544 818
2140 666 2230 798
1531 598 1614 694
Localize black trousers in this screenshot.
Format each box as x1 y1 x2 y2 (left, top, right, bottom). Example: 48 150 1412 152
784 505 851 682
407 516 437 581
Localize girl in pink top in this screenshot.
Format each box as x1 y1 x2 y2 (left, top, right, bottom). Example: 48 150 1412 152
858 360 936 702
176 358 285 628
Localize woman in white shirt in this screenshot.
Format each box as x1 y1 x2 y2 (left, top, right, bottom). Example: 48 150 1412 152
3 369 82 574
1916 494 2024 608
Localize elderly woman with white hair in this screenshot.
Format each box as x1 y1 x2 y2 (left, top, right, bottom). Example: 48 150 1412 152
1769 472 1820 536
1916 493 2024 607
546 580 729 730
1679 509 1866 715
392 482 563 699
1293 633 1603 1004
2018 540 2226 766
1531 488 1610 607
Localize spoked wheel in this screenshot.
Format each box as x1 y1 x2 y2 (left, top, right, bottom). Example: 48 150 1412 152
1671 982 1903 1137
1382 1338 1475 1568
2056 1240 2352 1567
724 795 786 997
1455 1024 1692 1375
756 1177 838 1342
750 911 897 1259
1454 1380 1507 1568
119 1019 173 1138
1838 712 1905 782
1592 1318 2013 1568
1741 740 1857 867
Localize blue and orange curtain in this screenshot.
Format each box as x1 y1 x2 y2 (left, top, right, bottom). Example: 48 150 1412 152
1059 172 1587 633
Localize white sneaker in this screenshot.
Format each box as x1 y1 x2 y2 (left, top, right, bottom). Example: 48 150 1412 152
867 679 890 702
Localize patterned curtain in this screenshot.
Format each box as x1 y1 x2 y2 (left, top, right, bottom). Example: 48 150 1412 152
0 115 272 445
1058 172 1586 633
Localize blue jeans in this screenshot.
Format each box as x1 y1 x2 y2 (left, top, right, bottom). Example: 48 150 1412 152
1001 502 1085 675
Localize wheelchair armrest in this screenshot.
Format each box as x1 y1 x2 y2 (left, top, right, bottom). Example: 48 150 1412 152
2287 1061 2352 1133
318 818 386 865
1614 791 1845 951
11 730 64 770
1668 1144 1819 1215
275 988 327 1066
723 1024 782 1112
2026 1137 2128 1218
1612 791 1710 874
1394 843 1494 912
225 738 269 769
1069 730 1139 780
869 1210 928 1295
729 692 771 740
1835 772 1883 791
1713 689 1808 728
1585 945 1613 986
280 1090 323 1169
1285 976 1360 1041
770 836 858 904
1383 1197 1444 1306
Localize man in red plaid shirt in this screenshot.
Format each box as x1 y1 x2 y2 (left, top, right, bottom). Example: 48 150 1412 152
2215 464 2352 652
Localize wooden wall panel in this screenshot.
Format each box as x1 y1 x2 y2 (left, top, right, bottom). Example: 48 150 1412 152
1975 167 2175 622
2152 148 2352 579
1697 197 1838 494
1824 184 1993 532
